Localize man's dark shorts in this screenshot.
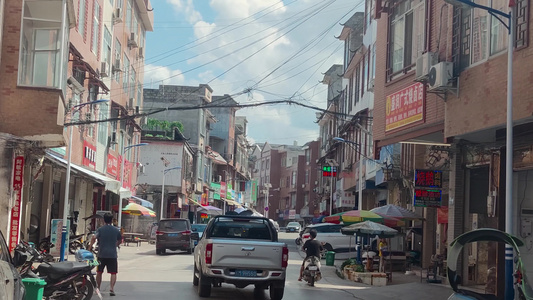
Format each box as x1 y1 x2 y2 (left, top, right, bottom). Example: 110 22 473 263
97 258 118 274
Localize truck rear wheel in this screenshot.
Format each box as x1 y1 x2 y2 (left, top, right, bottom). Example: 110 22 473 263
269 283 284 300
198 270 211 297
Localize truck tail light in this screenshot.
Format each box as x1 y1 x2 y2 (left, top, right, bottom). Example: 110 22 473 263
205 243 213 264
282 246 289 268
156 231 164 236
181 230 191 236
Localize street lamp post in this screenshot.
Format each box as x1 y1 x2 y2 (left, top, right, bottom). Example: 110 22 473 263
160 166 182 220
444 1 515 298
117 143 148 230
60 99 109 262
264 183 272 218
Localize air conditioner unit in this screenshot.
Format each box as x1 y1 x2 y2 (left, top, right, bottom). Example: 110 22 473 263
110 131 117 144
112 59 121 73
428 62 454 91
112 8 122 24
138 47 144 59
100 62 109 78
415 52 438 81
128 32 138 48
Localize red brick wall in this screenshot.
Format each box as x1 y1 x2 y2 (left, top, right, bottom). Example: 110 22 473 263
0 0 63 140
373 1 446 148
445 3 533 138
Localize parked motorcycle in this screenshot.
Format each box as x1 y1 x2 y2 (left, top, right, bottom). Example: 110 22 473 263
14 240 101 300
302 256 322 287
39 233 86 255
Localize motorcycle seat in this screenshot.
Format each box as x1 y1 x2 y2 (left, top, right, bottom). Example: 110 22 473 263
37 261 91 275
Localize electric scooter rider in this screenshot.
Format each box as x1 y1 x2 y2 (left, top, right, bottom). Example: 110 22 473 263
298 229 323 281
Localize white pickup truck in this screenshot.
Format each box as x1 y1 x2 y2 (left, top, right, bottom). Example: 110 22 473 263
193 215 288 300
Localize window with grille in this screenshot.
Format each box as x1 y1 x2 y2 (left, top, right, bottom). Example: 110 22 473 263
453 0 529 73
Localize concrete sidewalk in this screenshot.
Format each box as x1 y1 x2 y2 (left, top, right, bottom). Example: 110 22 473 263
318 262 453 300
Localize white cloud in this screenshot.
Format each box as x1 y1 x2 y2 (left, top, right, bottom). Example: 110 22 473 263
154 0 357 144
143 64 186 86
166 0 202 24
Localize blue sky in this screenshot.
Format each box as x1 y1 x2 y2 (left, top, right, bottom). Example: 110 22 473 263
144 0 362 145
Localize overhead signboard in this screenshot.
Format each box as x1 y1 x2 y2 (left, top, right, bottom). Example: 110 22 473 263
414 188 442 207
415 169 443 188
322 166 337 177
386 82 425 131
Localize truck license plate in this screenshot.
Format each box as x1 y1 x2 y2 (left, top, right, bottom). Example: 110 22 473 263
236 270 257 277
308 266 318 271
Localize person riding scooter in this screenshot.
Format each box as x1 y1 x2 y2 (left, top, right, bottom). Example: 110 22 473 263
298 229 323 281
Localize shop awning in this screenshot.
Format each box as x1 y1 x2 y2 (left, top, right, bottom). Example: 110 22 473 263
223 199 242 207
131 196 153 209
45 152 121 192
119 187 132 199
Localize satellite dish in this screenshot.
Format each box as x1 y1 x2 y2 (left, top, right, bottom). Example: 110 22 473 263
428 66 437 86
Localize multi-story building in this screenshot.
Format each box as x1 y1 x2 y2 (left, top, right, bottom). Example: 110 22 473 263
138 129 194 221
299 141 321 222
317 64 343 215
143 84 217 201
442 0 533 295
0 0 153 248
371 0 533 295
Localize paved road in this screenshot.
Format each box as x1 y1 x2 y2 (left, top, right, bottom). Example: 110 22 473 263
95 232 452 300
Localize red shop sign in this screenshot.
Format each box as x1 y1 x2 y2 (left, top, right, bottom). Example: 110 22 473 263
385 82 425 131
107 154 119 177
82 141 96 169
9 156 24 252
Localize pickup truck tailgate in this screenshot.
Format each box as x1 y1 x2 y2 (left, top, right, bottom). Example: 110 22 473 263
210 239 285 269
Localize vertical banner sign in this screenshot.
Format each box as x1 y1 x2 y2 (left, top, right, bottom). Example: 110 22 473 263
9 156 24 252
82 141 97 169
220 182 227 199
106 154 118 177
50 219 70 257
251 180 258 204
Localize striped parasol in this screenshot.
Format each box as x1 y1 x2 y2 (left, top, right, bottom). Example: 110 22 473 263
121 202 156 217
323 210 383 224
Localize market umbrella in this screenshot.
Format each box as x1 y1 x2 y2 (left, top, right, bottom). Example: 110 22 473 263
198 205 222 216
325 210 383 224
321 212 344 224
122 202 156 217
341 220 399 265
341 220 398 238
370 204 424 221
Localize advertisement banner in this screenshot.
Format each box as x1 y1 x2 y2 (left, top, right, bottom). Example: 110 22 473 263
118 156 133 190
82 141 97 169
220 182 227 199
385 82 425 131
107 154 119 177
251 180 258 204
50 219 70 257
438 207 449 224
210 182 221 200
414 189 442 207
244 181 252 203
227 183 234 200
9 156 24 252
289 209 296 219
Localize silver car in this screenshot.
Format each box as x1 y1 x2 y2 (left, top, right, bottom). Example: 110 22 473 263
286 222 301 232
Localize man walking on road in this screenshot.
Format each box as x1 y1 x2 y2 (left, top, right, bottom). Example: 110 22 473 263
89 213 122 296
